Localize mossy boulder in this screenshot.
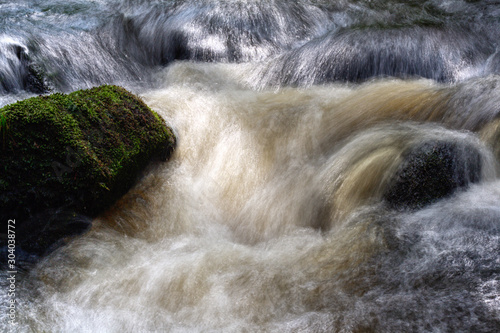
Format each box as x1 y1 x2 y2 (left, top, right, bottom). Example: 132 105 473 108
384 140 482 210
0 85 175 255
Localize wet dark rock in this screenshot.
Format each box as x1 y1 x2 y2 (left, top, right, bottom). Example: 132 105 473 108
0 43 47 94
384 140 482 210
263 26 493 86
0 85 176 255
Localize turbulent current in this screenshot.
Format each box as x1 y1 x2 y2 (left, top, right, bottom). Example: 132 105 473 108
1 0 500 332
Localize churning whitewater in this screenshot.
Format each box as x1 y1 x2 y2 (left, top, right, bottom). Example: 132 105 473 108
1 0 500 332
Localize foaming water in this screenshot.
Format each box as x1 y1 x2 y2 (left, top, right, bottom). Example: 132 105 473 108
2 0 500 103
4 64 499 332
1 0 500 331
111 0 331 65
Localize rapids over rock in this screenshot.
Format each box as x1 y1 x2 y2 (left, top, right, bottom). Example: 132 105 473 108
1 0 500 332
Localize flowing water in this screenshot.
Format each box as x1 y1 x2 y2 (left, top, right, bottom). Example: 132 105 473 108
1 0 500 332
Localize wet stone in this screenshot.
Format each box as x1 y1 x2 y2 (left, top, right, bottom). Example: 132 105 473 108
384 140 482 210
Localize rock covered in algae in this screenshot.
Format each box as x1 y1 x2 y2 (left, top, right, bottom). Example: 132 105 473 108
0 85 175 254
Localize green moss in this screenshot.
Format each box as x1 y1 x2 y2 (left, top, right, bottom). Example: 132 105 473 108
0 85 176 254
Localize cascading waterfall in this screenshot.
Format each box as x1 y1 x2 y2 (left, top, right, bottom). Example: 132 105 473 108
1 0 500 332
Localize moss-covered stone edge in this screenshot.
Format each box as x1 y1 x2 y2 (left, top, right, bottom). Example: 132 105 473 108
0 85 176 253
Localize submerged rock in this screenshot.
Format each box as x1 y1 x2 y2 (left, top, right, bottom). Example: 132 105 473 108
384 140 482 210
0 85 176 255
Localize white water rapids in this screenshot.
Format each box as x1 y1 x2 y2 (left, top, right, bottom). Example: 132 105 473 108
2 63 498 332
1 0 500 332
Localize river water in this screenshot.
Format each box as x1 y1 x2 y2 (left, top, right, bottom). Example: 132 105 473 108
1 0 500 332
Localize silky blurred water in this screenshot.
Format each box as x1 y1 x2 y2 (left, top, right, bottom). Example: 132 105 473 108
1 1 500 332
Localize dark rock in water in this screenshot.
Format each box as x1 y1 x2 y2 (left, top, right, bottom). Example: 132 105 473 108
0 85 176 255
0 42 47 94
384 140 482 210
8 210 93 257
262 26 493 86
15 44 47 94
